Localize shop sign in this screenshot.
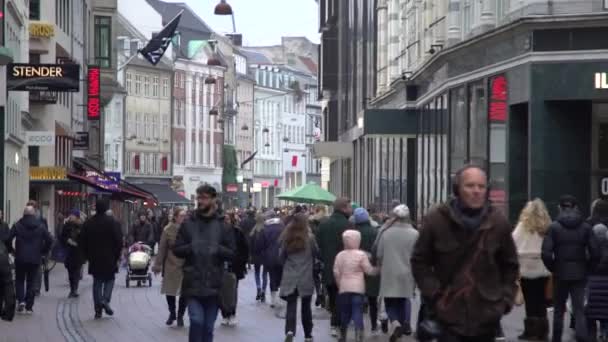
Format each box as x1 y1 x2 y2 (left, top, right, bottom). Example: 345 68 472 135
26 131 55 146
489 75 507 122
600 176 608 197
595 73 608 89
85 170 120 191
252 183 262 192
261 181 270 188
29 21 55 38
87 66 101 120
73 132 89 150
226 184 238 193
30 167 67 181
7 63 80 92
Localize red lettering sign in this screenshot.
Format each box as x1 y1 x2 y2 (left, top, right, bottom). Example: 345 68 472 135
489 75 507 122
87 66 101 120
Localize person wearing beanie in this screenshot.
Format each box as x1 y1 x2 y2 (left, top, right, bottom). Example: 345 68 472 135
80 199 123 319
61 209 85 298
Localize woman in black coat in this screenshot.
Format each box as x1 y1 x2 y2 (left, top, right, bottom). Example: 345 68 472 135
61 210 84 298
220 211 249 326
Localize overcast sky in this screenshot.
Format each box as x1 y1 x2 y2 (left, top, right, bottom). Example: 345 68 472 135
165 0 320 46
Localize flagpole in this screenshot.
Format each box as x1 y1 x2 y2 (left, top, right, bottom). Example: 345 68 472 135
117 53 138 72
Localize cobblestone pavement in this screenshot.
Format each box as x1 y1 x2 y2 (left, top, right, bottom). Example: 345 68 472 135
0 263 574 342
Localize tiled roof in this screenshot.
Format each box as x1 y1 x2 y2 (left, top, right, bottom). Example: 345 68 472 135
299 56 318 75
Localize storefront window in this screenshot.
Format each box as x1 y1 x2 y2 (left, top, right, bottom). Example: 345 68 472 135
450 87 467 176
469 81 488 168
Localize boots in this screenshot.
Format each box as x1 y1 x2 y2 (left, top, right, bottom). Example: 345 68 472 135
166 312 176 326
535 317 549 341
519 318 536 340
256 289 262 301
260 291 266 303
177 297 186 327
520 317 549 341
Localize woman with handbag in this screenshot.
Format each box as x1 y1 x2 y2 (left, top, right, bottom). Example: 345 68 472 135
512 199 552 340
152 207 187 327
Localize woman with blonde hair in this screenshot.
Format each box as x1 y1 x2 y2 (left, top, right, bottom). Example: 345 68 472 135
513 198 552 340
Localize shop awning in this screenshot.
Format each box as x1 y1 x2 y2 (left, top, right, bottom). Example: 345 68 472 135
130 183 191 205
66 173 151 200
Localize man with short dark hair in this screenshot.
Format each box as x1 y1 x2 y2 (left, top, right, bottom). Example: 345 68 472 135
412 165 519 341
542 195 597 342
316 197 353 337
173 185 235 342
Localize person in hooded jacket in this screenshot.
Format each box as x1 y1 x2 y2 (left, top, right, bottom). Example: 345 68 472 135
61 209 85 298
9 205 53 314
542 195 599 342
256 210 286 308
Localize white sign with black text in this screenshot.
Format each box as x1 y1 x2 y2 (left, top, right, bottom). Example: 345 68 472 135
26 131 55 146
601 177 608 197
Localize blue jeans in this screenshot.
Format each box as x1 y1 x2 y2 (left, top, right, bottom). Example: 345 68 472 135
384 297 411 327
188 296 219 342
254 263 268 292
339 293 365 330
92 277 115 309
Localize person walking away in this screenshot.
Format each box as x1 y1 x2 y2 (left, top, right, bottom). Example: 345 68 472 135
250 213 269 303
587 221 608 342
0 228 15 322
411 165 519 341
334 229 378 342
61 209 85 298
220 210 249 326
373 204 418 341
542 195 598 342
512 199 553 341
279 213 319 342
309 205 328 308
173 185 235 342
152 207 187 327
240 209 256 240
351 207 381 335
316 197 353 336
129 212 154 247
80 199 123 319
256 210 286 308
8 206 52 314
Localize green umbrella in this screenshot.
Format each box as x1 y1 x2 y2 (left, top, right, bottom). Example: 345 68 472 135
276 183 337 205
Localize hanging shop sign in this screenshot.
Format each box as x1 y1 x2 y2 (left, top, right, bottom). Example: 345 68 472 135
84 170 120 191
30 167 67 181
226 184 238 193
489 75 507 122
87 66 101 120
7 63 80 92
29 21 55 38
73 132 89 150
26 131 55 146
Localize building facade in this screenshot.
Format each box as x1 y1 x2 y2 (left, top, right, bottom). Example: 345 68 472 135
234 51 255 208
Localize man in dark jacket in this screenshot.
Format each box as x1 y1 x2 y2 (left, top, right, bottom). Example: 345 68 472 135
129 212 153 247
542 195 597 342
411 165 519 341
81 199 123 319
9 206 53 314
173 184 235 342
255 210 285 308
316 197 353 336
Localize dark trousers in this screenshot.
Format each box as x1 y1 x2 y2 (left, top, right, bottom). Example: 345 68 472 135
284 290 313 338
221 280 239 318
385 297 411 326
439 331 496 342
552 280 588 342
92 277 115 310
187 296 219 342
15 263 39 310
339 293 365 330
166 295 187 318
326 284 339 327
368 296 379 330
254 263 268 292
66 264 82 294
268 265 282 292
521 277 548 318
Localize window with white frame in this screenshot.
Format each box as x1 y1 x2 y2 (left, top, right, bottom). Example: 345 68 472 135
162 115 169 139
135 75 142 95
153 77 159 97
136 113 143 137
126 73 132 94
144 76 150 96
162 78 169 97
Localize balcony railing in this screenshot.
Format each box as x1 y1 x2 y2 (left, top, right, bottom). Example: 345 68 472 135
29 91 58 104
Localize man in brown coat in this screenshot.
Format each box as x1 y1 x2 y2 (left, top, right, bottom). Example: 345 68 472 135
411 165 519 341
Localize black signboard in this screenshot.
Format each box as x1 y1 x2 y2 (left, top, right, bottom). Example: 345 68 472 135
7 63 80 92
73 132 89 150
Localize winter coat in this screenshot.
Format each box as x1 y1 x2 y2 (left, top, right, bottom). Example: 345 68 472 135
152 222 184 296
129 221 154 246
587 236 608 320
240 215 256 239
151 217 162 244
0 222 11 254
9 215 53 265
411 201 519 337
541 208 597 281
512 223 551 279
279 235 318 298
256 218 285 268
81 214 123 280
173 210 235 298
249 224 265 265
333 230 377 294
375 220 418 298
230 225 249 280
60 220 85 269
316 211 351 285
355 221 380 296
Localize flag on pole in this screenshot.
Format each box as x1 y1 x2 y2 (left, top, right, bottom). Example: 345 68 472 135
139 10 183 65
240 151 258 169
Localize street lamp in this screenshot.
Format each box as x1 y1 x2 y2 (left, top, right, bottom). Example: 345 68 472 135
214 0 233 15
207 56 222 66
241 124 249 131
204 76 216 84
262 127 269 133
209 107 219 115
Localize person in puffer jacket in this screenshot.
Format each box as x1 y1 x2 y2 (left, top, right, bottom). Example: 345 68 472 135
333 229 378 342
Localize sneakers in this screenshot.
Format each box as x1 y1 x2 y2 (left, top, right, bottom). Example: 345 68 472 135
304 337 314 342
68 292 79 298
221 317 230 326
25 309 33 315
330 326 339 337
285 331 294 342
228 316 238 326
17 302 25 314
389 321 403 342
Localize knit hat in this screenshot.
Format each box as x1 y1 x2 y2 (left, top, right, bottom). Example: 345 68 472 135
393 204 410 219
70 209 81 218
353 207 369 224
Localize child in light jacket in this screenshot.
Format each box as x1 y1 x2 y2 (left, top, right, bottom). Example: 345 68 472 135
333 229 378 342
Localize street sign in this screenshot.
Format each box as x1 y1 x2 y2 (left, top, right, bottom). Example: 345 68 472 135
73 132 89 150
7 63 80 92
26 131 55 146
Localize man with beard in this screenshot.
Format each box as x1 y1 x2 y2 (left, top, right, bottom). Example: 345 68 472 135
173 185 235 342
129 212 154 247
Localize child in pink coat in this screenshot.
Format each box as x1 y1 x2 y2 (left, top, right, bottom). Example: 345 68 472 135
333 229 378 342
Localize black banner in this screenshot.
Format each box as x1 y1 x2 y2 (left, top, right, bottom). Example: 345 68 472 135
7 63 80 92
73 132 89 150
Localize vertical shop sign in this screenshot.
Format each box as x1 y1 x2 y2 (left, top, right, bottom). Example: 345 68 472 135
87 66 100 120
489 75 507 122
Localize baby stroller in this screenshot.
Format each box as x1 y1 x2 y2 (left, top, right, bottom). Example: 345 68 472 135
125 242 152 288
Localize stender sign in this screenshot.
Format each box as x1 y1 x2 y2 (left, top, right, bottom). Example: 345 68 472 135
7 63 80 92
87 66 100 120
